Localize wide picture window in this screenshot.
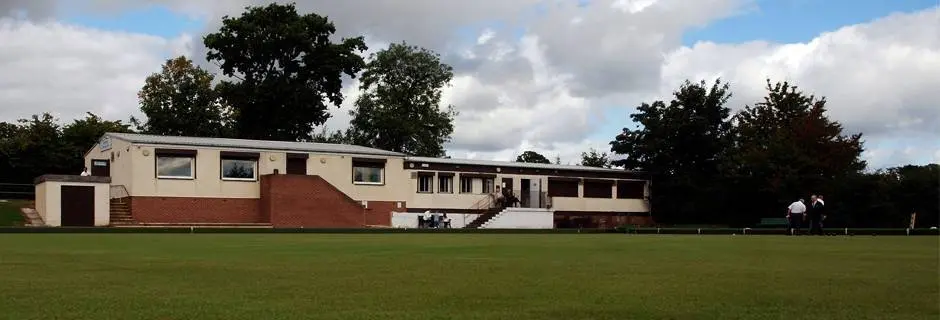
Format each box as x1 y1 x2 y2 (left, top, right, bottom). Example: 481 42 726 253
156 156 194 179
353 160 385 185
221 158 258 181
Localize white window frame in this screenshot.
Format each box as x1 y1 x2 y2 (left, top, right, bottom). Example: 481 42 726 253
353 166 385 185
459 177 473 194
156 155 195 180
438 176 453 193
417 175 433 193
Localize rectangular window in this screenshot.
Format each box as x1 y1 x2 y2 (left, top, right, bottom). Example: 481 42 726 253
547 178 579 197
221 159 258 181
352 159 385 185
459 177 473 193
583 180 614 198
438 176 453 193
617 180 646 199
482 178 495 194
156 156 195 179
417 174 433 193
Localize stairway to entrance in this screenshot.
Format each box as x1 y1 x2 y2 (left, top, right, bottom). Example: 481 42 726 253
464 208 501 229
109 198 136 226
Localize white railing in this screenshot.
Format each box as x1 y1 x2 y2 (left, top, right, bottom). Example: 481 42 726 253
109 185 130 200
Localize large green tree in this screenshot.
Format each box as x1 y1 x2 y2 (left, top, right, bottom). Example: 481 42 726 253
0 113 132 184
580 148 611 168
345 42 457 156
204 2 367 141
516 151 551 164
133 56 230 137
610 79 733 224
726 80 865 225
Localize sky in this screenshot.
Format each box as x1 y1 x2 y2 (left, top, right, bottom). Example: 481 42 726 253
1 0 938 170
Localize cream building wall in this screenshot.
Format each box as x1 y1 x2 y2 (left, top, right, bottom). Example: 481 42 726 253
84 136 133 194
406 173 551 210
406 172 651 213
84 136 648 213
115 142 409 202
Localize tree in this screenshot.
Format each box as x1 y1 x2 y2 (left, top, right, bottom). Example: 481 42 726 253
0 114 69 183
62 113 133 170
610 79 733 224
204 2 368 141
133 56 231 137
580 148 611 168
516 151 551 164
727 80 865 225
310 127 351 144
345 42 457 157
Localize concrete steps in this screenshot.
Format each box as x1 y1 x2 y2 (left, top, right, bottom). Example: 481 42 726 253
20 207 44 226
109 199 136 226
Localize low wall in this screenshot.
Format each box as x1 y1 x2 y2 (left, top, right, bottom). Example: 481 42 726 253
483 208 553 229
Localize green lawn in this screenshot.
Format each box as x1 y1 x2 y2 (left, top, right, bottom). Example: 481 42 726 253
0 234 936 320
0 200 27 226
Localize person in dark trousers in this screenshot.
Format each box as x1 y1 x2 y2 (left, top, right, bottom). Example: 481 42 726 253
787 198 806 235
807 195 826 235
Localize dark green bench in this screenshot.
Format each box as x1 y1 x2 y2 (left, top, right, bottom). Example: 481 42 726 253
758 217 789 228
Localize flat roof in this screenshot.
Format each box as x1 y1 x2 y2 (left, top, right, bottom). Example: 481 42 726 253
102 133 644 175
105 132 405 157
405 156 645 175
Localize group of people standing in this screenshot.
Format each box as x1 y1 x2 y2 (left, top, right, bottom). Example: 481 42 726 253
786 195 827 235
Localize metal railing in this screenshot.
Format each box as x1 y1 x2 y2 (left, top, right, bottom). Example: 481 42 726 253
0 183 33 199
109 185 130 200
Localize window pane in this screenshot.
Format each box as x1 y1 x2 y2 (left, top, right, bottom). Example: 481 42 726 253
439 177 452 193
157 156 193 178
354 166 383 183
222 159 256 179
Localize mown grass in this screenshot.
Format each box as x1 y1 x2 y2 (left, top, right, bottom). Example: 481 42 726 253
0 234 936 320
0 200 27 226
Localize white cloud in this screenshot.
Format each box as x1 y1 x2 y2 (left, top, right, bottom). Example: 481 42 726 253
0 1 937 170
0 17 191 123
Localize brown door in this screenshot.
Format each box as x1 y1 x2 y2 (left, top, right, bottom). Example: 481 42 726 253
60 185 95 227
90 159 110 177
286 158 307 175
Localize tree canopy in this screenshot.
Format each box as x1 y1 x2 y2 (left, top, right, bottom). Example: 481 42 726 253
345 42 457 157
516 151 551 164
610 79 733 224
204 2 367 141
0 113 131 185
133 56 231 137
580 148 611 168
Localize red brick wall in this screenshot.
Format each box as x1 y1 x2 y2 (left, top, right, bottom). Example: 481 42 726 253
126 175 405 227
129 196 261 223
261 174 393 228
363 201 405 226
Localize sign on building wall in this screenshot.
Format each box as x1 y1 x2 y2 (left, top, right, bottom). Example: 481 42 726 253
98 136 112 152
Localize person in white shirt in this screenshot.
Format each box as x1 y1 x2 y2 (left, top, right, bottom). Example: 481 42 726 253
80 167 90 176
787 198 806 235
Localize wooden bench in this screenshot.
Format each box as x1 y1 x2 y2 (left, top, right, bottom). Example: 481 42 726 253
758 217 789 228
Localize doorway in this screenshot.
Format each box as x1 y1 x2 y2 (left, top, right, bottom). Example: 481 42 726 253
520 179 531 208
286 153 308 175
60 185 95 226
90 159 110 177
